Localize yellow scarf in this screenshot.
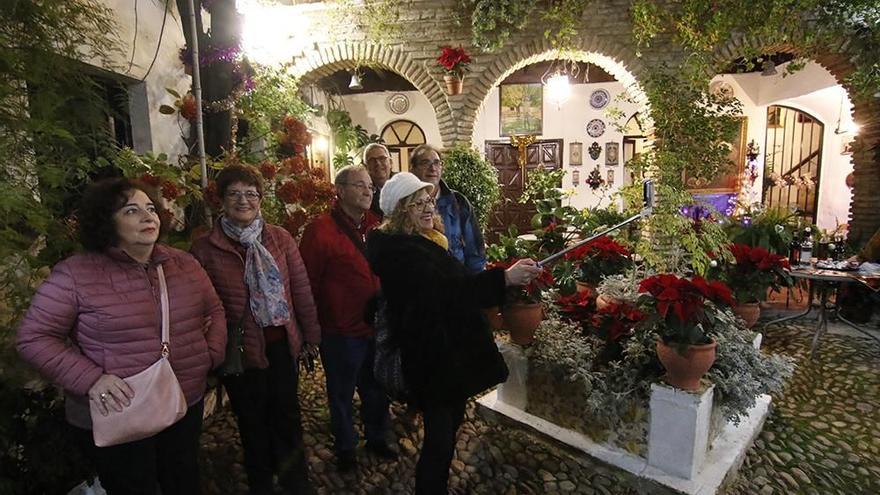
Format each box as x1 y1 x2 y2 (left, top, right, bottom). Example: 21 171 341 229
422 229 449 250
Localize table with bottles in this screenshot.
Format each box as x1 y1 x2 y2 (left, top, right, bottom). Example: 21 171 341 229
763 260 880 359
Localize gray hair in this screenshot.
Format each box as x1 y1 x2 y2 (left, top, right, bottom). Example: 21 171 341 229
362 143 389 163
335 164 369 187
410 144 442 166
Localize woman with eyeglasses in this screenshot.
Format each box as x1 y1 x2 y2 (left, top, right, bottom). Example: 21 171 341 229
366 172 541 494
191 164 321 495
17 177 227 494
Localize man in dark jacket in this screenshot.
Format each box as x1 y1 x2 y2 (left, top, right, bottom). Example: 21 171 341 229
363 143 393 218
410 144 487 274
300 165 396 472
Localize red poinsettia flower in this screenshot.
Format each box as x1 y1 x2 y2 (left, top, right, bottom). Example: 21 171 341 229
436 46 471 76
258 161 279 180
160 181 182 200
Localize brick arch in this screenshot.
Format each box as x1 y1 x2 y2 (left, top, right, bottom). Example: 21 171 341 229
711 36 880 245
457 37 653 148
290 41 455 147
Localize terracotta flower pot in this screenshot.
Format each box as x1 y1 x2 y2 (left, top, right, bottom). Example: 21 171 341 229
655 339 717 391
733 302 761 329
483 306 504 331
575 281 593 294
502 302 544 346
444 75 463 95
595 294 617 310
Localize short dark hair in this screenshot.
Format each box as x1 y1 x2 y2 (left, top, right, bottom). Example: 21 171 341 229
78 177 162 252
216 164 263 199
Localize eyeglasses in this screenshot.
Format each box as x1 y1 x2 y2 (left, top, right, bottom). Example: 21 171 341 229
366 155 390 163
339 182 374 193
226 190 261 201
414 159 442 169
407 197 436 210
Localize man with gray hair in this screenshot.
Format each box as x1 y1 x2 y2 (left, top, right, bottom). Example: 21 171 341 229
300 165 396 472
362 143 393 218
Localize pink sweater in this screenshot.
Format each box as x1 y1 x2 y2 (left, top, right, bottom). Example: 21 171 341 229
191 220 321 368
16 245 227 428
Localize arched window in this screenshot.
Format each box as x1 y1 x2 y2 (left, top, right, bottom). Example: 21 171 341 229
380 119 426 172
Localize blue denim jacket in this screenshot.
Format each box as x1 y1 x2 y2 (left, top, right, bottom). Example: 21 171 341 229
436 180 486 274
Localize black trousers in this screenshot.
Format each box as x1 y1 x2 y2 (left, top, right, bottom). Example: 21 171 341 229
80 399 204 495
415 398 467 495
222 340 309 494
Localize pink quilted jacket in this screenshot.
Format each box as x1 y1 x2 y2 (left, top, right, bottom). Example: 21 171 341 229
191 220 321 369
16 244 227 429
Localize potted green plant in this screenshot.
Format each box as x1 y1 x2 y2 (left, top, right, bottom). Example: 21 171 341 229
441 146 501 231
488 257 554 346
710 243 793 328
637 274 735 390
562 235 633 293
436 45 471 95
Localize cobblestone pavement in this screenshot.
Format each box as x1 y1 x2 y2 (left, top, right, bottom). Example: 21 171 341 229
200 321 880 494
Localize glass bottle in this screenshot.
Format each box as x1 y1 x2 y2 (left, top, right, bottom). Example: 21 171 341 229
789 232 801 266
799 227 813 266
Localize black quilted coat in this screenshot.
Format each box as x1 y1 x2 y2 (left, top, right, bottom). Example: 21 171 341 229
366 230 508 407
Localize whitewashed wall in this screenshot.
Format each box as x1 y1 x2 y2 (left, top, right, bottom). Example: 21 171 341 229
97 0 190 163
471 81 640 210
341 90 442 149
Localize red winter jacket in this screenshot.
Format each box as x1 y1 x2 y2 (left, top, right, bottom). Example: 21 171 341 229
16 245 227 429
299 208 380 338
191 220 321 368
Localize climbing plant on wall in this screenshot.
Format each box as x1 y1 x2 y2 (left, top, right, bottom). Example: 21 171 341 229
630 0 880 97
457 0 592 52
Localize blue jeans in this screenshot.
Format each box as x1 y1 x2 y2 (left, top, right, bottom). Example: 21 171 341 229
320 333 390 454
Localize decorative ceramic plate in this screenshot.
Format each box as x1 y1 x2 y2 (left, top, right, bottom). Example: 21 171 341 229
386 93 410 115
590 89 610 109
586 119 605 138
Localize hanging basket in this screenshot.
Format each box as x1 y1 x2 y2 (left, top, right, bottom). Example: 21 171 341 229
444 75 463 95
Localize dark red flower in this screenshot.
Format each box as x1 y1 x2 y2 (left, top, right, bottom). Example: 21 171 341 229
436 46 471 74
258 161 279 180
140 173 161 187
160 181 181 200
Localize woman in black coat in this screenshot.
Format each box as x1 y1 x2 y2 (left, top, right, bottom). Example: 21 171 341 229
367 172 540 494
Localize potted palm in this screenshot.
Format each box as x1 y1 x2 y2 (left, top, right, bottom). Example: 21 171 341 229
637 274 735 391
710 244 793 328
436 46 471 95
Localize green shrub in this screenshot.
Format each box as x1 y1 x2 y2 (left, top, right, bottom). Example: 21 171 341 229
442 146 501 230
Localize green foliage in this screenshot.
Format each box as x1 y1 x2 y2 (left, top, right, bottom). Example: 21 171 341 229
725 203 797 255
540 0 590 50
441 146 501 230
326 108 381 168
236 63 315 156
630 0 880 98
459 0 536 52
520 167 566 204
330 0 409 45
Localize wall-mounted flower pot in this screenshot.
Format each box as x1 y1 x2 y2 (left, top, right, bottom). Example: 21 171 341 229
444 75 463 95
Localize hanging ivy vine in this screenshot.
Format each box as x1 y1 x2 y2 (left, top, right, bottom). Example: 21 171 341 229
457 0 592 52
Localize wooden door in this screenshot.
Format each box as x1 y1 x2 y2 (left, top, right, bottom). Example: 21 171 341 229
484 139 562 241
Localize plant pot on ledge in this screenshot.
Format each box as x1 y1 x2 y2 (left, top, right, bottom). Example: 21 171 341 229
444 75 463 95
655 339 717 391
733 301 761 328
502 302 543 346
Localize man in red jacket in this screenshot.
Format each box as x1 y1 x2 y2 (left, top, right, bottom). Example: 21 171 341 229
300 165 396 472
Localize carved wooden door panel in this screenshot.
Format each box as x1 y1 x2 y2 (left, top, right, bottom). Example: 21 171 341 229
484 139 562 242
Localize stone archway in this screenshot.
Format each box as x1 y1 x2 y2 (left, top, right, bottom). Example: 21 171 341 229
290 41 455 146
456 37 654 148
711 36 880 245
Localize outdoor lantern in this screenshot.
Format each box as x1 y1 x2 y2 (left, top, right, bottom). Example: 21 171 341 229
348 70 363 90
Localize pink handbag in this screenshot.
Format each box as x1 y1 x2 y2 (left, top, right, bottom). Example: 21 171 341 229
90 264 188 447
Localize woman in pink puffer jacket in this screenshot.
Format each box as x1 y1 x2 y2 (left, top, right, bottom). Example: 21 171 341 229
16 178 226 495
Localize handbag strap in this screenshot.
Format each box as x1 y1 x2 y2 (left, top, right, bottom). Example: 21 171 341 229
156 264 171 358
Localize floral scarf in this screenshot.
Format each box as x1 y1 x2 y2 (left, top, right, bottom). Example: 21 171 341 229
220 215 291 327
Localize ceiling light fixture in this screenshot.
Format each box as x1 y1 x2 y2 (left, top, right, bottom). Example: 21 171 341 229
540 54 585 109
348 67 364 91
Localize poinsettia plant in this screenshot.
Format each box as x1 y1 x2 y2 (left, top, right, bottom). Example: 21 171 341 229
564 236 632 286
436 45 471 78
489 258 555 304
710 243 793 304
637 274 735 351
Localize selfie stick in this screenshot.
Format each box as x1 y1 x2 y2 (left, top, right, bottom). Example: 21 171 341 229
538 180 654 267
